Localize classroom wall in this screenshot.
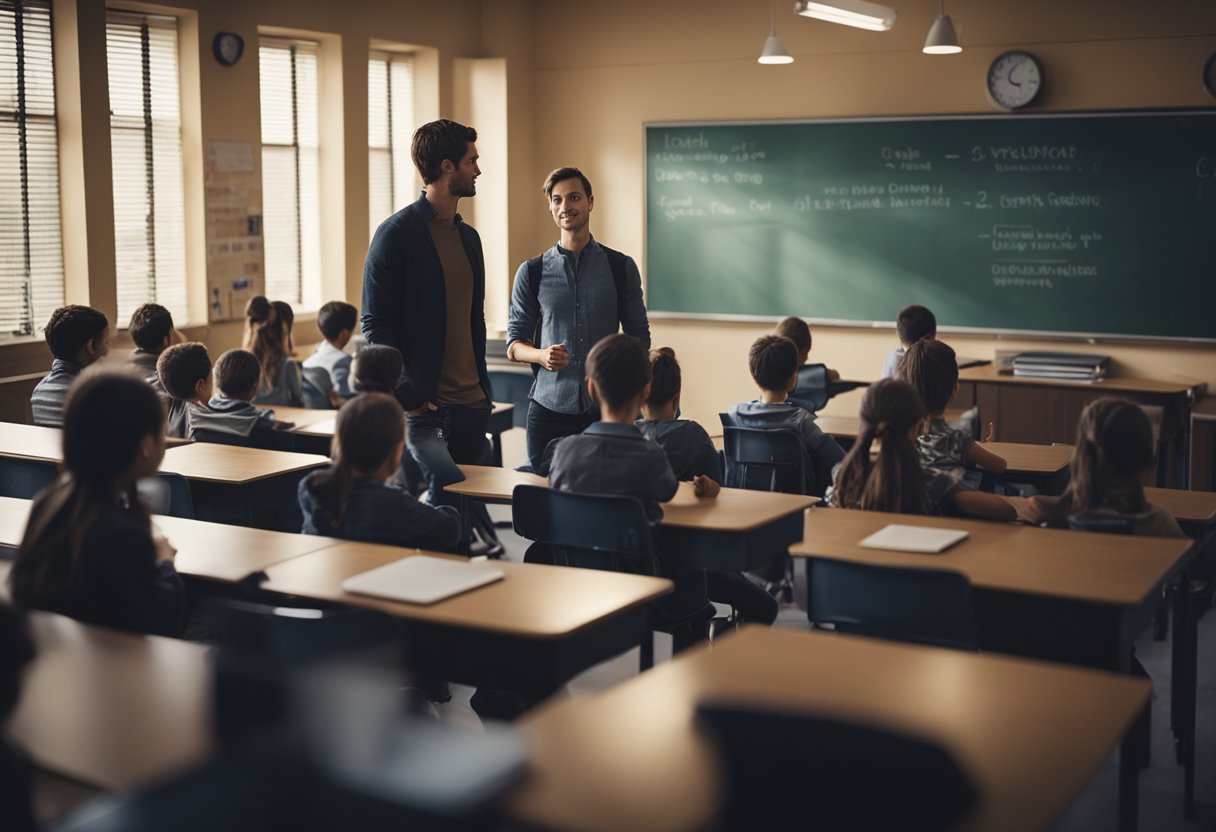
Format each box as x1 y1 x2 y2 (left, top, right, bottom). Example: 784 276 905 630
524 0 1216 428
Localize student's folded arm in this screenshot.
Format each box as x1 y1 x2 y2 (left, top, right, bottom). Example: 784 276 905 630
654 457 680 502
805 421 847 465
506 260 540 362
693 428 725 484
968 441 1007 474
621 258 651 349
404 503 464 554
950 489 1018 522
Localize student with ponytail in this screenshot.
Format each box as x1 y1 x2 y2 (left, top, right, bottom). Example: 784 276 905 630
297 393 462 552
1025 397 1185 537
243 295 303 407
10 370 187 637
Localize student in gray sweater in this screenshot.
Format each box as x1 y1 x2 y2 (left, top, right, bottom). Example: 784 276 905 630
196 349 291 439
156 342 213 438
30 306 109 427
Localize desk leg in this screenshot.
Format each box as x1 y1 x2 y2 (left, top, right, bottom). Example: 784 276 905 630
1119 723 1141 832
639 607 654 673
1171 568 1196 817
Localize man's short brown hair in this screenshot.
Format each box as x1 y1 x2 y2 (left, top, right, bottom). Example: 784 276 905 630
586 334 650 411
213 349 262 400
411 119 477 185
748 335 799 392
157 342 211 400
542 166 593 200
774 316 811 355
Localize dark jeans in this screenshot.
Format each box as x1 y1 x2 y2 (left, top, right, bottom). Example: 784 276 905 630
526 400 599 473
405 402 493 508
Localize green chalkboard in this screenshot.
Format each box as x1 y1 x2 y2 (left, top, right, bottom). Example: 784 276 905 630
645 113 1216 342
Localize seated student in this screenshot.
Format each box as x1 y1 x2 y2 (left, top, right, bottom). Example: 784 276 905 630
30 305 109 427
303 301 357 405
243 296 303 407
350 343 404 395
723 335 846 497
881 304 936 379
156 342 214 438
548 334 715 648
9 370 187 637
127 303 177 391
897 339 1015 521
829 378 934 512
1025 397 1185 538
776 315 840 384
636 347 722 484
298 394 461 552
637 347 778 625
195 349 291 439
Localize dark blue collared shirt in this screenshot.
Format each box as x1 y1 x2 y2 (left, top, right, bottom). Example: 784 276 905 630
548 421 677 524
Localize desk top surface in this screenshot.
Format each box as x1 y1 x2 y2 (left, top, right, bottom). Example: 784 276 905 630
791 508 1190 606
159 442 329 484
507 625 1150 832
281 402 514 438
0 497 340 582
7 611 213 792
0 422 63 460
447 465 816 531
1144 487 1216 525
958 364 1196 395
259 541 671 639
985 442 1074 475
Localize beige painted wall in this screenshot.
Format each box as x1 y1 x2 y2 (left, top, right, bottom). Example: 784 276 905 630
525 0 1216 429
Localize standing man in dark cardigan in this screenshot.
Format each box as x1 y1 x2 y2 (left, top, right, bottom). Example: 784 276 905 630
361 119 492 510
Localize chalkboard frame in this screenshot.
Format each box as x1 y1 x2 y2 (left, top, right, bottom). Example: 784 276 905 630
643 110 1216 346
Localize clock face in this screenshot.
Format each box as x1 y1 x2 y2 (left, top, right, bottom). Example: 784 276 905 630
213 32 244 67
987 51 1043 110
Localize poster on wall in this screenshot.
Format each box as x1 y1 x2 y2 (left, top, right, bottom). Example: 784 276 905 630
205 140 264 322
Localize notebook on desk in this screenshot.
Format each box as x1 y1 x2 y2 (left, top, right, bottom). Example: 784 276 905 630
342 555 504 605
859 524 969 554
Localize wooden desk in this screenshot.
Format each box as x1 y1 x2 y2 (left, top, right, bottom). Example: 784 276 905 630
956 364 1199 489
791 507 1195 827
0 422 63 460
259 541 671 694
446 465 817 571
7 612 213 792
986 442 1072 476
0 497 341 583
1190 397 1216 490
159 443 328 531
1144 487 1216 525
508 626 1151 832
264 406 339 429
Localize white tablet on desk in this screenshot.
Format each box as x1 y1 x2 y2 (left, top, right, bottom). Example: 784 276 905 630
342 555 504 605
859 524 969 554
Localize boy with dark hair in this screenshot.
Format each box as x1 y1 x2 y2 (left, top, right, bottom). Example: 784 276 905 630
547 333 714 649
127 303 176 390
191 348 289 439
304 300 358 404
351 344 404 395
156 342 214 438
897 339 1014 521
775 316 841 414
636 347 722 486
723 334 846 497
882 304 937 378
31 305 110 426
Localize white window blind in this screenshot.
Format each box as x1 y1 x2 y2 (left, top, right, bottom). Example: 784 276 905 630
259 39 319 307
107 11 187 327
0 0 63 337
368 51 415 240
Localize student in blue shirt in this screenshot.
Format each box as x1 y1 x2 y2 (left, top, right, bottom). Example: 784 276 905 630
724 335 846 497
303 301 357 405
881 304 936 379
298 393 462 552
11 371 187 637
30 305 109 427
156 342 214 438
506 166 651 471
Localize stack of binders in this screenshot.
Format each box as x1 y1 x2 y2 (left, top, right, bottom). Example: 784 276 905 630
1012 351 1109 383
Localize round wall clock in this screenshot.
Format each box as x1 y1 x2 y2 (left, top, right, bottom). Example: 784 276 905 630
213 32 244 67
987 51 1044 110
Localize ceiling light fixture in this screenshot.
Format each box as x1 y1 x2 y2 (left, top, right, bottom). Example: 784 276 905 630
758 0 794 65
923 0 962 54
793 0 897 32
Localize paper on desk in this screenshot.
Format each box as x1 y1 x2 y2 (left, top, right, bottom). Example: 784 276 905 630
859 524 968 554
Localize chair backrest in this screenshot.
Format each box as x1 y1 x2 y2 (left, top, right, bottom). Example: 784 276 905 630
192 427 295 452
136 473 195 518
0 457 57 499
511 484 657 574
1067 513 1133 535
807 558 977 651
300 366 332 410
698 704 978 831
787 363 830 414
719 421 812 496
487 370 532 428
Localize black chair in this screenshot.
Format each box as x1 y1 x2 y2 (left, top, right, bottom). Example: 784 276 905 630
0 457 56 499
718 421 813 496
511 484 709 665
136 473 196 519
486 370 531 429
192 427 296 452
806 559 977 651
787 362 830 414
300 366 333 410
698 704 978 831
1067 513 1132 535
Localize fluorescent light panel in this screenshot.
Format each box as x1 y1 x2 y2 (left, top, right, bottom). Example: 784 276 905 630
794 0 897 32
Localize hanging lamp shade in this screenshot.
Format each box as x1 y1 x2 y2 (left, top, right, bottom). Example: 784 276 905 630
758 34 794 64
923 11 961 53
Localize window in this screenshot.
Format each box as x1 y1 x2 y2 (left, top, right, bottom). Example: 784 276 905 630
367 51 415 240
107 10 187 327
259 38 319 307
0 0 62 337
